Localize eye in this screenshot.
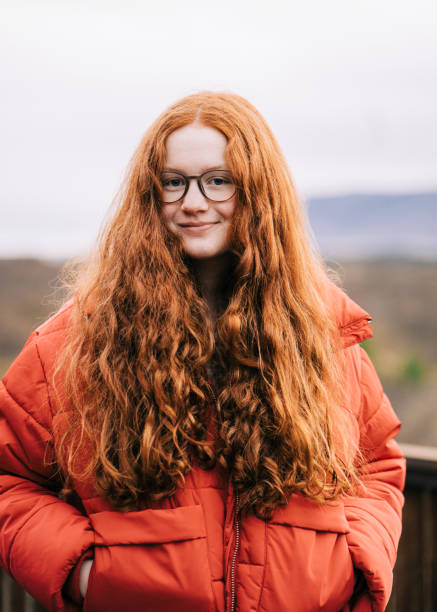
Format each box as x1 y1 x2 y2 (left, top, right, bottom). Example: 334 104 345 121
210 177 226 186
167 178 183 187
160 174 186 191
203 173 233 187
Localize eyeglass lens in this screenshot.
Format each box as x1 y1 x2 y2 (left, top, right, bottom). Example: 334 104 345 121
159 170 235 203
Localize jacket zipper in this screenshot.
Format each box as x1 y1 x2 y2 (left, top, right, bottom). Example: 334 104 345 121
208 379 240 612
230 492 240 612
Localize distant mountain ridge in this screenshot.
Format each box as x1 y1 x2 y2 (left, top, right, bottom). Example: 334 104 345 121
307 192 437 258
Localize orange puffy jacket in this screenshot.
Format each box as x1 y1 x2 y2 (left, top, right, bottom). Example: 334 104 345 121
0 284 405 612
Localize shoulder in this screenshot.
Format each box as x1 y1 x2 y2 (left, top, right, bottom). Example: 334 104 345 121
32 298 76 365
34 298 75 338
317 279 393 431
1 300 76 428
340 342 401 459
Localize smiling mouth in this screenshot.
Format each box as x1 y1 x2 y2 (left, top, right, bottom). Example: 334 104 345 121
178 222 218 230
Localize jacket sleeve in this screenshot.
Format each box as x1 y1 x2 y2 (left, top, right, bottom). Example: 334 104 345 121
344 346 406 612
0 333 95 612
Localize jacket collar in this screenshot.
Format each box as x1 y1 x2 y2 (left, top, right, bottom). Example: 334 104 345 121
323 279 373 348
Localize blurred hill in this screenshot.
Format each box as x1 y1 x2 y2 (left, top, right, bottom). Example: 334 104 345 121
0 257 436 446
0 259 65 374
308 192 437 258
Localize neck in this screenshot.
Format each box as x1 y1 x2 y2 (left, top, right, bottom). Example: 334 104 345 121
187 253 235 320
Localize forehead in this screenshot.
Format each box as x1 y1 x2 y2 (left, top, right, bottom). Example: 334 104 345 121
164 123 228 173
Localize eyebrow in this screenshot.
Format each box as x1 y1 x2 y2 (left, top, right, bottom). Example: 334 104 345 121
162 166 231 174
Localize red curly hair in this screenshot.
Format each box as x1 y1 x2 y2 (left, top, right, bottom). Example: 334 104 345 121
57 91 357 518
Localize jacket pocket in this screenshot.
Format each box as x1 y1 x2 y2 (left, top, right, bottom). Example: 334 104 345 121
83 504 215 612
259 496 355 612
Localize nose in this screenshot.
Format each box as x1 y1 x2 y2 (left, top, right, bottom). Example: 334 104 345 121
180 179 209 213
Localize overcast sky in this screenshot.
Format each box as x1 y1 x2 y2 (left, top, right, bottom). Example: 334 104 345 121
2 0 436 258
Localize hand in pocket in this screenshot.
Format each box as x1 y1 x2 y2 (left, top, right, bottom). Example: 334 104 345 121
80 559 94 598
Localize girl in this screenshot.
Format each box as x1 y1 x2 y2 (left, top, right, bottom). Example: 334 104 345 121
0 92 405 611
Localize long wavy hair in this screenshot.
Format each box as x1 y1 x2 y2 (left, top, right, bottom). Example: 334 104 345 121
57 91 358 518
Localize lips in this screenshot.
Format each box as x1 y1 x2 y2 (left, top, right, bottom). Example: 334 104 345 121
178 222 218 228
177 222 219 233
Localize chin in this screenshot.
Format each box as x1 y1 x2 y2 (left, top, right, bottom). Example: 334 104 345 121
182 242 228 260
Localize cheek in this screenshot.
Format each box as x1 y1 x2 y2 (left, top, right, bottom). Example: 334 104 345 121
159 204 178 227
217 199 236 221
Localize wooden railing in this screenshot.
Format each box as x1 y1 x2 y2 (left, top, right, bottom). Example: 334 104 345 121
387 443 437 612
1 443 436 611
0 574 44 612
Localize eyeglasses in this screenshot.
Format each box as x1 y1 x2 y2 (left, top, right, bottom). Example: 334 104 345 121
157 169 236 203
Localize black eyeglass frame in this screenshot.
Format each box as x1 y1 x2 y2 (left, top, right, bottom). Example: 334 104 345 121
157 169 237 204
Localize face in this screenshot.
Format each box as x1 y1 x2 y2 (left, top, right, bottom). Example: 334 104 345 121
159 123 236 260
